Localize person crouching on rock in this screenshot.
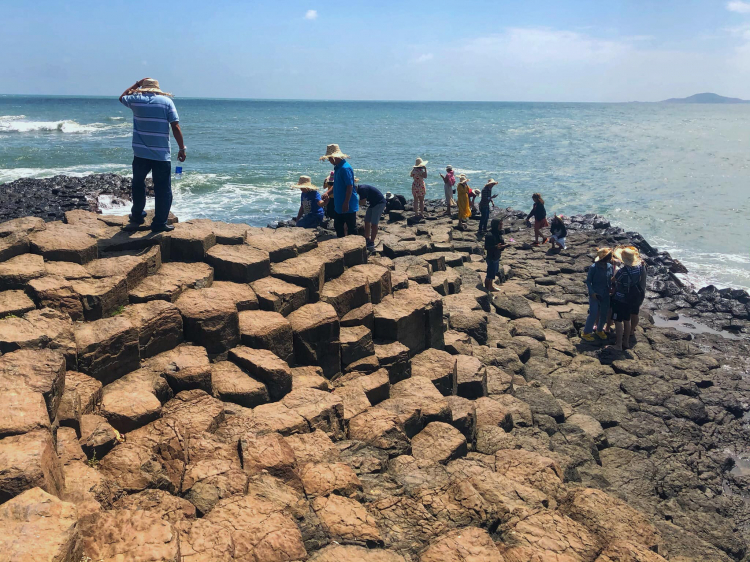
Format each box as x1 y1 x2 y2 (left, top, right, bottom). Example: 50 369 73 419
610 247 645 351
581 247 613 342
456 175 471 229
293 176 324 229
119 78 185 233
549 215 567 250
355 180 386 252
410 158 428 219
525 192 548 245
320 144 358 238
485 218 511 292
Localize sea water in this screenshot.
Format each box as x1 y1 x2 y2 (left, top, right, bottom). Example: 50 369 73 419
1 95 749 290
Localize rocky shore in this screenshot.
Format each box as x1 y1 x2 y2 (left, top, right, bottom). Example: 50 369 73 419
0 178 749 561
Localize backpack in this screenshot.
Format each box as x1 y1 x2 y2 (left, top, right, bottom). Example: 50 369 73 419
624 267 645 307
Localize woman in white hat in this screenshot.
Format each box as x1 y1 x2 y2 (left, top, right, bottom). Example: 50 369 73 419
610 246 645 351
456 175 471 228
292 176 324 229
410 157 428 219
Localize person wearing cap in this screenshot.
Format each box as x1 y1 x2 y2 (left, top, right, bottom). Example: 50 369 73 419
610 246 645 351
410 158 428 219
456 175 471 228
439 165 456 215
478 178 498 234
292 176 325 229
119 78 186 233
581 248 614 342
355 180 386 251
321 144 358 238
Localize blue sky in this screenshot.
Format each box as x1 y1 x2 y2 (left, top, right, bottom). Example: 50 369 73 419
3 0 750 101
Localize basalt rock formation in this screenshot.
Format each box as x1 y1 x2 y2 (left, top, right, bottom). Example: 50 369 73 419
0 195 749 561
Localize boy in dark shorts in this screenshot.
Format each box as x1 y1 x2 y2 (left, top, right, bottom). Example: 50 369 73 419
484 218 511 292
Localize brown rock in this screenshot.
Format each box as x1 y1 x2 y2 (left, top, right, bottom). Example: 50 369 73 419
313 493 382 544
0 308 76 367
0 487 82 562
142 344 211 394
445 395 477 442
0 388 50 438
0 216 45 237
271 252 326 301
206 243 271 283
27 276 84 320
85 254 148 290
74 315 139 384
320 236 368 268
185 218 250 244
229 346 293 401
161 389 225 436
211 280 259 310
374 341 411 383
129 261 214 303
70 275 129 320
0 430 64 503
57 371 102 428
211 360 269 407
349 263 393 304
0 289 35 317
456 354 487 399
495 449 565 499
168 222 217 261
341 302 375 330
113 488 196 523
335 368 390 405
60 458 122 517
420 526 504 562
340 325 374 366
299 462 362 498
0 253 46 290
288 301 341 378
0 232 30 263
175 287 240 355
282 387 345 439
100 369 168 433
240 432 301 489
0 348 66 421
120 300 184 358
411 348 457 396
490 394 533 427
57 426 87 465
29 223 98 264
390 376 451 426
310 544 407 562
595 540 668 562
474 397 513 431
332 385 372 422
247 402 308 436
411 421 468 465
348 407 411 457
78 413 119 458
373 285 444 354
239 309 293 362
499 511 600 562
246 230 301 262
320 268 372 317
291 365 332 391
176 518 235 562
285 429 341 466
344 354 381 375
79 508 180 562
44 260 92 280
250 276 307 315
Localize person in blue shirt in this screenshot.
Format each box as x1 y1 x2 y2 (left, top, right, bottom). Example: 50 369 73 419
581 247 613 341
119 78 186 233
320 144 359 238
355 181 386 251
292 175 324 229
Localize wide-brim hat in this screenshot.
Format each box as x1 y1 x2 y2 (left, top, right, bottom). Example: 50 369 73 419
320 144 349 160
594 247 612 262
486 178 498 187
133 78 173 97
385 192 394 199
458 174 468 182
613 245 642 266
473 189 481 196
413 157 428 167
291 175 318 190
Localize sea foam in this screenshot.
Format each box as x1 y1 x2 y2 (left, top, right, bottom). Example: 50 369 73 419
0 115 123 133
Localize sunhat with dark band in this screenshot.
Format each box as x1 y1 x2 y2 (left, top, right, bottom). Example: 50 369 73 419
594 247 612 262
613 246 642 266
486 178 498 187
320 144 349 160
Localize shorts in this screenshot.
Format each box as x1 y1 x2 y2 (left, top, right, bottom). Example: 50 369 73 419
334 212 357 238
365 201 386 226
535 218 549 229
551 234 566 249
486 259 500 281
611 299 637 321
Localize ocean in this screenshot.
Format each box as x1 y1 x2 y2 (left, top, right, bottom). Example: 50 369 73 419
1 95 749 290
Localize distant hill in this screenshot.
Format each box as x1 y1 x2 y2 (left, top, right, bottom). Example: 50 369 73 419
661 93 750 104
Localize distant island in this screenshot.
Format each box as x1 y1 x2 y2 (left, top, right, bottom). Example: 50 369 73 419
661 92 750 104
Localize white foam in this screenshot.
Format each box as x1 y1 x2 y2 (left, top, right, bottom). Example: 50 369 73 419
0 116 125 134
0 163 128 183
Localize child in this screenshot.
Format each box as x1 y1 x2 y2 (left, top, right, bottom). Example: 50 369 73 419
581 247 613 341
293 176 325 229
525 193 548 245
478 178 498 233
410 157 428 218
484 218 510 292
549 215 567 250
439 165 456 216
456 175 471 229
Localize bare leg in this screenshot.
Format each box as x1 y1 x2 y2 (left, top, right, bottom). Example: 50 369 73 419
622 320 632 349
363 221 371 241
371 223 379 245
534 226 541 243
630 314 639 337
614 321 624 350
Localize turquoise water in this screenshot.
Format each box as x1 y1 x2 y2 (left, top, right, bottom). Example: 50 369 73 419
1 95 749 290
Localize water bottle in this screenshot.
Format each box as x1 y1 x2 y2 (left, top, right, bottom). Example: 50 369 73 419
175 166 183 180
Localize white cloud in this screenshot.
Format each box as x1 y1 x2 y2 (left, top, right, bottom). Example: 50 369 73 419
304 10 318 20
413 53 434 64
728 1 750 13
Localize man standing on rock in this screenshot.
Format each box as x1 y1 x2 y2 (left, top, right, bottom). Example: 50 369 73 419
320 144 358 238
119 78 186 233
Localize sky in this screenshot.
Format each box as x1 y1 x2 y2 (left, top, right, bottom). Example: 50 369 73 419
3 0 750 102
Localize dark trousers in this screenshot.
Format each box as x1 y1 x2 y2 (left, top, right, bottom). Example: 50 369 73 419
478 206 490 232
131 156 172 227
334 212 357 238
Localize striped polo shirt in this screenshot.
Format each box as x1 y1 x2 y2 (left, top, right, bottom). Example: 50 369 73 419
120 93 179 161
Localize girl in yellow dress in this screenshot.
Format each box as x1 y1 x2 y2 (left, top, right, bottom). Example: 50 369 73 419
456 175 471 228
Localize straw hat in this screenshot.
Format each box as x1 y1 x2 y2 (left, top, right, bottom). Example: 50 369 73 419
319 144 349 160
594 247 612 262
413 157 428 168
486 178 498 187
134 78 172 97
458 174 468 183
613 246 642 266
291 176 318 190
473 189 481 196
